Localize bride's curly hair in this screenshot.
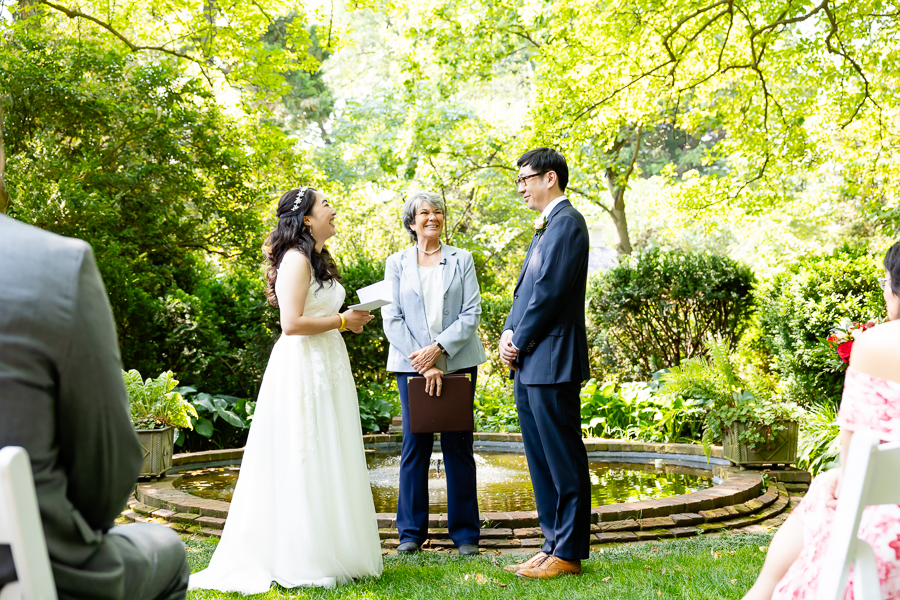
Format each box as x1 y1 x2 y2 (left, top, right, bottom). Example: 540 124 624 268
264 187 341 308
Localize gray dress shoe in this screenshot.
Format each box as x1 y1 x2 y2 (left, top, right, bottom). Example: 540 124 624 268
397 542 419 554
458 543 479 556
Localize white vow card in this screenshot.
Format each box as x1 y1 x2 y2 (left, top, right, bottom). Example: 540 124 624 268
349 280 393 311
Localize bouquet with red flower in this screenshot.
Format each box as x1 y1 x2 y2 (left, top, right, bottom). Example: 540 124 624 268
824 317 881 364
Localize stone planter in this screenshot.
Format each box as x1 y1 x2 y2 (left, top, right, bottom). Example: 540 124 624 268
135 426 175 478
723 420 799 467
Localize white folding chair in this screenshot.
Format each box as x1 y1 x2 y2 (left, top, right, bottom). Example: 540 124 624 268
817 429 900 600
0 447 57 600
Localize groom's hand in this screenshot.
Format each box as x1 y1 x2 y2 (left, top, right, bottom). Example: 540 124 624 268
499 330 519 371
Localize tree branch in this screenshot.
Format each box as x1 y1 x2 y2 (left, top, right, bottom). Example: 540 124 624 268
501 26 542 49
446 187 477 243
568 62 670 125
662 0 730 52
38 0 218 86
567 185 614 217
751 0 828 38
821 1 879 125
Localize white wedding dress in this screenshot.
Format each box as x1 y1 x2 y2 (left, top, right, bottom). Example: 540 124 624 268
188 272 383 594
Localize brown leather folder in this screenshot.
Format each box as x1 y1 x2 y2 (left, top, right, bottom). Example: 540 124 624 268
407 373 475 434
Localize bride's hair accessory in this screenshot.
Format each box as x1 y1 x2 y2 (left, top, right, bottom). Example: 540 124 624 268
279 186 311 219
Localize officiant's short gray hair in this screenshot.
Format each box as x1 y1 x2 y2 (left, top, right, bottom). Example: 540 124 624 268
402 191 446 242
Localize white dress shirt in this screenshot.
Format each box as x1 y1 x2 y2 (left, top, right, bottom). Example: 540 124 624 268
541 195 567 221
418 262 448 372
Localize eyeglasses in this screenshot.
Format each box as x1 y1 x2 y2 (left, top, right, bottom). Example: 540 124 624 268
515 172 546 187
878 276 890 290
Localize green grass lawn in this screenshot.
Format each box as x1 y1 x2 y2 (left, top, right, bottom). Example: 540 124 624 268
185 532 772 599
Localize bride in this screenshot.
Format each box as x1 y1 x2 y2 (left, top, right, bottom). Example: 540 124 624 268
189 186 384 594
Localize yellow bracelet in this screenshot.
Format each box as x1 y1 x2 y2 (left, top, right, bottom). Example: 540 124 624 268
339 313 346 331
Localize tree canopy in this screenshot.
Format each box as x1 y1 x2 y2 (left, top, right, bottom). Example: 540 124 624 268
384 0 900 250
0 0 896 397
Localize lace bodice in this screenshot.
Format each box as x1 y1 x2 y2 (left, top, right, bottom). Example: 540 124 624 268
275 271 345 319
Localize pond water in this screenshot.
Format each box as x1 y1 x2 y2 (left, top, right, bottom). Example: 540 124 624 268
177 451 712 513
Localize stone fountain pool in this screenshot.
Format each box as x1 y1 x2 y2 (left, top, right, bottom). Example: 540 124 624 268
128 435 801 549
176 449 713 513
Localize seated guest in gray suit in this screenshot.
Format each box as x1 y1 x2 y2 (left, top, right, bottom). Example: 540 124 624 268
382 191 487 556
0 214 190 600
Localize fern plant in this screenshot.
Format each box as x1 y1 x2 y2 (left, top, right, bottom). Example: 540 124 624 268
123 369 198 431
660 335 803 457
795 402 841 475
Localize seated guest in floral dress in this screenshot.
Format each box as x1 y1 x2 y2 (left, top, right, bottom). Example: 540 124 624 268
743 240 900 600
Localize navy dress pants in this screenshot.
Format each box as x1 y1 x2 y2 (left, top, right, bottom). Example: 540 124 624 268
395 366 480 547
514 374 591 561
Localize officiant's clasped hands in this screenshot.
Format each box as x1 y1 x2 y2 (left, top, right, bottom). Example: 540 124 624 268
408 343 446 395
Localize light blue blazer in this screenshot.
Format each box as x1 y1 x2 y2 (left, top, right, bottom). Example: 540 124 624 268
383 245 488 373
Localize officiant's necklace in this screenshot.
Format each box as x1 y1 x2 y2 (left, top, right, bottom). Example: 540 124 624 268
417 243 442 255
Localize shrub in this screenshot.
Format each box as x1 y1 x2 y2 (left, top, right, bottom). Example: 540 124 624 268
796 402 841 475
478 291 513 374
756 244 884 407
588 249 755 378
3 38 275 401
474 372 519 433
337 255 392 386
659 336 803 456
579 375 706 443
150 271 278 400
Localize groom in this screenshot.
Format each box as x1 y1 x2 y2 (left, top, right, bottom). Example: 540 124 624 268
499 148 591 579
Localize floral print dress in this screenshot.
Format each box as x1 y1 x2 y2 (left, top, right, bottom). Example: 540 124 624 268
773 367 900 599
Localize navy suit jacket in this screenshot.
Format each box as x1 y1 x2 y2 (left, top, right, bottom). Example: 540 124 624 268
503 199 591 385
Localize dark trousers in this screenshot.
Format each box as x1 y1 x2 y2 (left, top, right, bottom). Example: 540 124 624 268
514 374 591 560
0 523 189 600
395 366 480 547
108 523 190 600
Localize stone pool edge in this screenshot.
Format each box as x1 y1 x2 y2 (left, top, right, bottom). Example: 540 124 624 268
123 433 810 548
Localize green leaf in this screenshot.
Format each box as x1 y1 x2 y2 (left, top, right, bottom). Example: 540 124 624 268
216 409 245 428
194 417 215 438
192 395 217 413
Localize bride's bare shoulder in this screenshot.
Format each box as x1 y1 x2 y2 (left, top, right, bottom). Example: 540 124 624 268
279 249 311 272
850 321 900 384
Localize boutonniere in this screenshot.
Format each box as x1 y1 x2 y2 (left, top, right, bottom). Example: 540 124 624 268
533 215 548 234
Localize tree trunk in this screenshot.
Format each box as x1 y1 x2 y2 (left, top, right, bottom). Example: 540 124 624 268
17 0 39 22
0 102 9 214
609 186 632 255
602 125 641 256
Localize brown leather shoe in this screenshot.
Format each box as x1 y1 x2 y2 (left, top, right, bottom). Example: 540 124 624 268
502 551 548 573
515 555 582 579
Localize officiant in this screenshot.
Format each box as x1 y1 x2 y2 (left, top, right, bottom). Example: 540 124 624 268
382 191 487 556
